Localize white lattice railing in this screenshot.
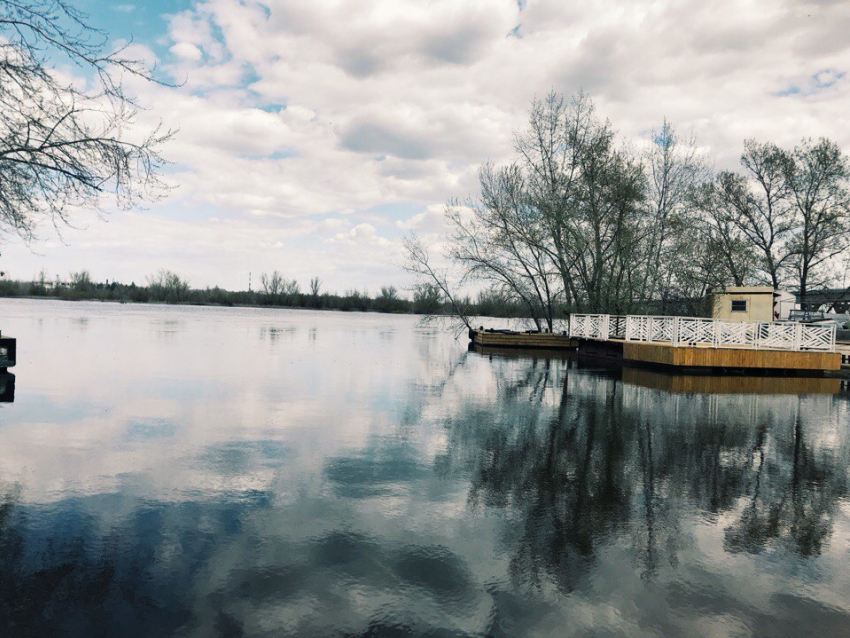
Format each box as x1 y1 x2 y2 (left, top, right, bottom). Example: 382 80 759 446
676 318 720 345
626 315 677 344
569 314 837 352
798 324 837 351
756 322 837 352
608 315 627 339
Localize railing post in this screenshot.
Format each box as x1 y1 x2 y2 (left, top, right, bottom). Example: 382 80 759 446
794 323 803 351
672 317 679 346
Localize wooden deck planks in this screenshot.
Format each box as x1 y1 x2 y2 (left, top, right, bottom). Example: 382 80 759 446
622 341 841 371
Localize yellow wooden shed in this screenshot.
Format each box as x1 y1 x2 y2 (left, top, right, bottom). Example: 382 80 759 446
711 287 796 322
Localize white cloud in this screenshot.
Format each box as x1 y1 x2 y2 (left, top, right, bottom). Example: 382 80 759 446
395 204 451 235
170 42 203 61
326 223 391 248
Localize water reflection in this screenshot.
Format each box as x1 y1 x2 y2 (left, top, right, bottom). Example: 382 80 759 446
622 367 843 395
0 300 848 636
445 361 849 582
259 325 297 342
0 373 13 403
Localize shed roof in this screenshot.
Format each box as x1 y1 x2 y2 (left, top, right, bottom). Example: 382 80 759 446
713 286 776 295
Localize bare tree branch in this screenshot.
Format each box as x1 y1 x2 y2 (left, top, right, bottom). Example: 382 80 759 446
0 0 175 243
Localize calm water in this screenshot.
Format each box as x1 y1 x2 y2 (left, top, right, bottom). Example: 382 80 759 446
1 299 850 637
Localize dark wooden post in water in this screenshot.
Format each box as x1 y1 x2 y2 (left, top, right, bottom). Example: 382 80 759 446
0 332 16 403
0 333 16 373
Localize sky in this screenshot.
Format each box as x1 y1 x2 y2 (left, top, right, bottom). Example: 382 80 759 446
2 0 850 293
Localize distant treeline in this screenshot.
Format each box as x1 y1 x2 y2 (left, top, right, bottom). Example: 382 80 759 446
0 269 536 318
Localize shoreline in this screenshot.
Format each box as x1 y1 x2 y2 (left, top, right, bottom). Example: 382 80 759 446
0 294 423 316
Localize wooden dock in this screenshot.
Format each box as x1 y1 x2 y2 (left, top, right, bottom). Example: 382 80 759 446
467 326 842 375
469 328 577 350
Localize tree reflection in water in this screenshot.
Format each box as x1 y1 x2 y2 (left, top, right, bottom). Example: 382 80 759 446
0 341 848 635
443 353 850 591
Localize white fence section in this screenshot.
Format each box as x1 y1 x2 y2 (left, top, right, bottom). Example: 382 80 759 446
676 317 721 345
569 314 610 340
608 315 627 339
625 316 677 344
569 313 837 353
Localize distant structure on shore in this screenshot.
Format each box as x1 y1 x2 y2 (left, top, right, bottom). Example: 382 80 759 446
711 287 795 323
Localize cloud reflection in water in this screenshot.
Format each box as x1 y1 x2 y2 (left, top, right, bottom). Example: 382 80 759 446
0 300 849 636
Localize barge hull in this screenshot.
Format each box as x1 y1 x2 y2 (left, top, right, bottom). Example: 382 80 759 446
469 329 577 350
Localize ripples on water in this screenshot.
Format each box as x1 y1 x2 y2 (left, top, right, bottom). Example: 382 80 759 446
1 299 849 637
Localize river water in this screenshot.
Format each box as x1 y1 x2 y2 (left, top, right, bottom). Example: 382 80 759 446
1 299 849 637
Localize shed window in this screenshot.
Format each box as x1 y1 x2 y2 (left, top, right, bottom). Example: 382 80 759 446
731 299 748 312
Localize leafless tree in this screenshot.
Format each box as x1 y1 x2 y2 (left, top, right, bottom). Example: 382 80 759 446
515 91 646 314
402 235 471 330
785 138 850 309
445 163 560 330
404 91 850 325
261 271 284 296
639 121 711 307
281 278 299 296
260 271 299 298
0 0 174 242
69 268 91 291
696 137 850 306
705 141 795 288
412 282 442 315
407 92 692 322
309 276 321 297
147 269 189 302
692 183 760 288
